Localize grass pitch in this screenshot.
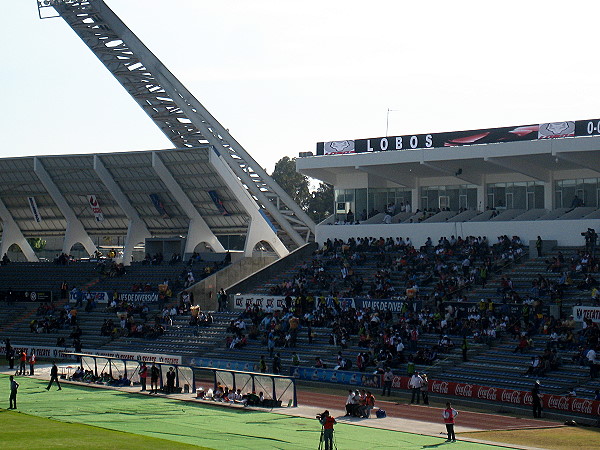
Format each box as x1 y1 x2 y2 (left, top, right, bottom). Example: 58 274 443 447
0 374 549 449
461 427 600 450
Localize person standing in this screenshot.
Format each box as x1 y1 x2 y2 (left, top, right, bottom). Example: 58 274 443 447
139 362 148 391
5 338 14 370
18 350 27 375
165 367 176 394
409 372 422 404
29 352 36 376
536 236 543 258
150 363 160 394
586 346 598 379
8 375 18 409
532 380 542 418
461 336 469 362
267 332 275 358
259 355 267 373
382 366 393 397
46 362 61 391
420 373 429 405
272 353 281 375
318 410 336 450
442 402 458 442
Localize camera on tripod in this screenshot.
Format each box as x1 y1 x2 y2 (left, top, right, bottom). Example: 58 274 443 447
316 411 327 420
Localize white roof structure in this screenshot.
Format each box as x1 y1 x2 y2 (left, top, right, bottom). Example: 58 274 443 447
0 147 293 262
298 120 600 247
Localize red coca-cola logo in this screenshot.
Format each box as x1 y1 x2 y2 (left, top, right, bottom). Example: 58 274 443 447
571 399 593 414
455 384 473 398
547 396 570 411
477 387 497 400
500 390 522 404
523 392 533 405
431 381 449 394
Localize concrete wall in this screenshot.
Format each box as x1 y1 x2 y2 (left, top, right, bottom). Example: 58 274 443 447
187 255 278 310
316 219 599 248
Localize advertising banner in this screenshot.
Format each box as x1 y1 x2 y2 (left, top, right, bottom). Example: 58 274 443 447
235 294 418 312
316 119 600 156
88 195 104 222
27 196 42 222
323 140 355 155
149 193 169 219
355 298 406 312
1 290 52 302
233 294 287 311
573 305 600 323
291 367 381 389
189 357 257 372
0 346 182 365
233 294 357 311
117 292 159 304
396 377 600 416
208 190 230 216
69 291 110 304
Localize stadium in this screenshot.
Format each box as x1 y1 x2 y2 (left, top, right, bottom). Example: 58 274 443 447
2 1 600 449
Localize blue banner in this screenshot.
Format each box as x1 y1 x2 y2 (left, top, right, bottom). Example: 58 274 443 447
208 190 230 216
189 357 257 372
290 367 381 389
149 193 169 219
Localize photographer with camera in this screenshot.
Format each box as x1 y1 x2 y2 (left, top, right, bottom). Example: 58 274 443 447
317 410 336 450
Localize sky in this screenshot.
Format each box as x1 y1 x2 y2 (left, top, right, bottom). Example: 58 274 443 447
3 0 600 174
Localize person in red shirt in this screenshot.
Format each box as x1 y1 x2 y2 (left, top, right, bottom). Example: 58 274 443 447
442 402 458 442
29 352 36 376
18 351 27 376
138 363 148 391
318 410 336 450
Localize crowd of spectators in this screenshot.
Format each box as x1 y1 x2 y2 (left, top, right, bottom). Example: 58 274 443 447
214 231 600 393
267 234 523 302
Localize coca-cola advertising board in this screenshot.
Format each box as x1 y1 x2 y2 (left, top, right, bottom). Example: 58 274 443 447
390 375 600 416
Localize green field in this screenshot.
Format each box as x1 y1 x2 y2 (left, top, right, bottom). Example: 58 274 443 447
1 374 506 449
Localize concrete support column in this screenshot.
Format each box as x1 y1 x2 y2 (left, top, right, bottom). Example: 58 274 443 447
477 174 487 211
94 155 151 265
151 153 225 254
34 157 97 256
544 174 554 210
209 149 288 258
0 198 38 262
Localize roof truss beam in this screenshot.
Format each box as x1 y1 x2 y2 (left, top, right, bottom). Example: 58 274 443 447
420 161 482 185
484 157 550 182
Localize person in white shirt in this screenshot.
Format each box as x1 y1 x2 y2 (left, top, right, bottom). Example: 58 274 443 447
409 372 423 404
587 347 598 379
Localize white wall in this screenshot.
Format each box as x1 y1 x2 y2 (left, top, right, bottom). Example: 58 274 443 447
316 219 600 247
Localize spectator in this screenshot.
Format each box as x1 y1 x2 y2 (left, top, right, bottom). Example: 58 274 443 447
409 372 422 404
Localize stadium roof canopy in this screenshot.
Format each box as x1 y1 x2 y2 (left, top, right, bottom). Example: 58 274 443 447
0 147 291 263
298 121 600 187
297 120 600 248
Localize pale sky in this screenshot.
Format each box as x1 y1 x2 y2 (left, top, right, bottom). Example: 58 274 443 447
3 0 600 173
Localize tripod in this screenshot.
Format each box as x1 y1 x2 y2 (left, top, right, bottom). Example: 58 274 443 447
318 425 337 450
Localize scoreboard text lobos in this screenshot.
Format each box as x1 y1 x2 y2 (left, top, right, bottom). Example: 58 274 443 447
317 119 600 155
